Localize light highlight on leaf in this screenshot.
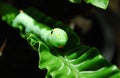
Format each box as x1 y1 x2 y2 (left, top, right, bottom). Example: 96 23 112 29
84 0 109 9
1 4 120 78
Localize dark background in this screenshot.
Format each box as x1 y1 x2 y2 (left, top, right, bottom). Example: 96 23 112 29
0 0 120 78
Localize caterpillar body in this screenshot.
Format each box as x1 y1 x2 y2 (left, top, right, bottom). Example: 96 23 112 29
12 11 68 48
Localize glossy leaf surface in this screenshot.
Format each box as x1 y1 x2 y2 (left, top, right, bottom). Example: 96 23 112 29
68 0 109 9
1 4 120 78
85 0 109 9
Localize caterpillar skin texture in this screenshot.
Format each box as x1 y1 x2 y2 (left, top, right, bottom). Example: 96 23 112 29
12 11 68 48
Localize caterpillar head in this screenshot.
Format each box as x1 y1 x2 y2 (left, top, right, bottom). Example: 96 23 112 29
47 28 68 48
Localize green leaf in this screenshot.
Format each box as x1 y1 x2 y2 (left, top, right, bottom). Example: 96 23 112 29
69 0 82 3
27 34 120 78
1 5 120 78
84 0 109 9
68 0 109 9
25 7 120 78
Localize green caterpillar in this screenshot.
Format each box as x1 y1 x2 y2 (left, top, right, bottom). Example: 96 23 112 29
12 10 68 48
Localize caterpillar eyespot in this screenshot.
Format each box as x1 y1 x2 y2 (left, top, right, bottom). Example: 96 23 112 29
47 28 68 48
12 11 68 48
51 30 53 35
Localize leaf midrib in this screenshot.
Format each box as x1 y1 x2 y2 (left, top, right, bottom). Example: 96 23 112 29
59 56 84 78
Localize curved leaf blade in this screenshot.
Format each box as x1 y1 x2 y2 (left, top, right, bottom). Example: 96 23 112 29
69 0 82 3
27 35 120 78
84 0 109 9
1 4 120 78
